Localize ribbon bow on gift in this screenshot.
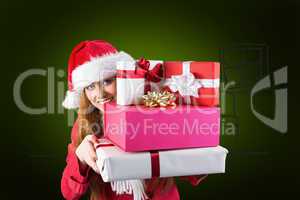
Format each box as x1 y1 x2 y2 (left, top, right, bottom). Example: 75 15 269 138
164 61 203 104
166 72 202 98
136 58 163 82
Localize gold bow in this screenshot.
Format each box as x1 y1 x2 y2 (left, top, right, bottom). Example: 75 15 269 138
142 91 176 108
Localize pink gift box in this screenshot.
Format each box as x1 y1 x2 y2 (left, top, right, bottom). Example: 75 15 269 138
103 101 220 152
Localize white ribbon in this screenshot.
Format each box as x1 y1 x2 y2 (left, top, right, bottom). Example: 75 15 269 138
110 180 148 200
164 61 202 104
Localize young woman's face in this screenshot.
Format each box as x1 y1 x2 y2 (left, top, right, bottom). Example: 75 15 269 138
84 76 116 109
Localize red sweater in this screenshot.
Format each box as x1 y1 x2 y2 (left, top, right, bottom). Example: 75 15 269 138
61 119 207 200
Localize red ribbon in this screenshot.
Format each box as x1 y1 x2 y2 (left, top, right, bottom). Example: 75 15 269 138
116 58 163 81
116 58 163 93
96 143 160 178
136 58 163 83
150 151 160 178
95 143 114 149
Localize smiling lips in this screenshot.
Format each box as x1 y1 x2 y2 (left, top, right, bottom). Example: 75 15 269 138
96 96 113 104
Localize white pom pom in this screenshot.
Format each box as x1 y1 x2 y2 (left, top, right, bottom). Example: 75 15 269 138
62 90 81 109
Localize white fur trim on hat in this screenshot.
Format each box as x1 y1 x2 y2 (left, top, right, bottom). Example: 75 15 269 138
72 51 134 90
62 51 134 109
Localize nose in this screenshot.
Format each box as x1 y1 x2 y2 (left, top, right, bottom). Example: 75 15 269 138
95 83 113 104
98 84 105 99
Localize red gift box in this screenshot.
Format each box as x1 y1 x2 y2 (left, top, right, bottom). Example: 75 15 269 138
163 61 220 107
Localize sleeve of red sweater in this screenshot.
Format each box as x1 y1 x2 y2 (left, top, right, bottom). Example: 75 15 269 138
61 120 91 200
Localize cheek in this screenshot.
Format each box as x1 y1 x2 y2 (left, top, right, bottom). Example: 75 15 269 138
105 82 116 95
85 89 98 102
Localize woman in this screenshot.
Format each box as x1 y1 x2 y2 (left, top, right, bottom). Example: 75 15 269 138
61 40 207 200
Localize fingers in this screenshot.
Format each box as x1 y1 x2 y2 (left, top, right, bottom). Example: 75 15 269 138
86 134 99 145
88 142 97 161
85 155 99 174
91 134 100 144
87 134 102 149
87 137 99 173
77 135 101 174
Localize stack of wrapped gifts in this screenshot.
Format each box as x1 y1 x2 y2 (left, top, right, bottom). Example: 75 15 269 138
96 58 228 193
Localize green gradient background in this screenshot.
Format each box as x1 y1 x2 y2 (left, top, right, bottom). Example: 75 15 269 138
2 0 297 199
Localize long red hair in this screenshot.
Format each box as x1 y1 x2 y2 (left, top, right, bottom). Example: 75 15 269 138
76 91 174 200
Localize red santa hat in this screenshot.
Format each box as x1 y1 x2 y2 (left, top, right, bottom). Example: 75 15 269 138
62 40 134 109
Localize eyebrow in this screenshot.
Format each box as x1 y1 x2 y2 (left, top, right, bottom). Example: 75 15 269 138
98 76 116 88
103 76 116 81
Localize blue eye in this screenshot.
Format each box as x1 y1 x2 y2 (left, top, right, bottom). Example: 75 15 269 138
86 83 96 91
103 77 115 86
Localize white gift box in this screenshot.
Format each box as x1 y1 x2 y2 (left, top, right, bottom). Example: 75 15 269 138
96 139 228 182
116 60 163 105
